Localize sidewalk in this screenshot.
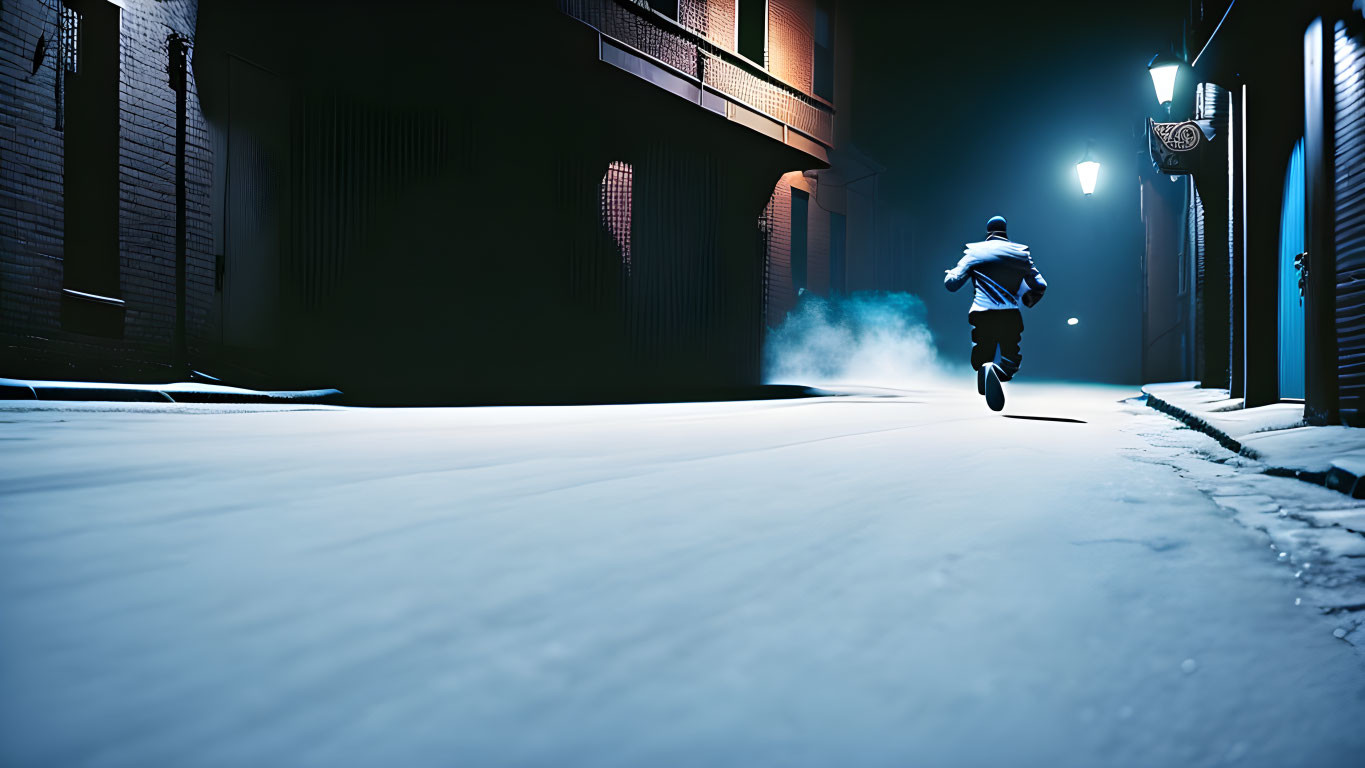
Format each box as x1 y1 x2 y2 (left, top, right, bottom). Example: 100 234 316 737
0 376 342 405
1143 381 1365 498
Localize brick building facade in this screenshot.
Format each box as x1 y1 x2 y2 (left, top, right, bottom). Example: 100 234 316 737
562 0 879 331
1 0 879 402
2 0 210 381
1144 0 1365 426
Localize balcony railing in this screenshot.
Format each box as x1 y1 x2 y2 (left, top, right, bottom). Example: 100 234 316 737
559 0 835 148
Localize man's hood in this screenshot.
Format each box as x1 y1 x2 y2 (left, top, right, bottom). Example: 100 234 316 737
964 239 1032 264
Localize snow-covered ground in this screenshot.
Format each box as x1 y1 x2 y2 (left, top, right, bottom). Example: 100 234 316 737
1 383 1363 767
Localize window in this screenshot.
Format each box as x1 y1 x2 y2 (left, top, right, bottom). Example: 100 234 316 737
650 0 678 20
600 161 634 275
61 0 122 336
60 4 80 74
814 0 834 101
54 2 81 130
737 0 766 67
791 188 808 294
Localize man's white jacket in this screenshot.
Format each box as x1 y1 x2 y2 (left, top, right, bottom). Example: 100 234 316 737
944 235 1047 313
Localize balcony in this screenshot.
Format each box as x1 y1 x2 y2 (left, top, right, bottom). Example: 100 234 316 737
560 0 835 156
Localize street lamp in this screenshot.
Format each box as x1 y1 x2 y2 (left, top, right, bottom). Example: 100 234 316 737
1076 142 1100 196
1148 52 1183 111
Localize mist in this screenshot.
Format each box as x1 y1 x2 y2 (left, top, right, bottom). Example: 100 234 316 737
763 292 959 388
849 0 1184 384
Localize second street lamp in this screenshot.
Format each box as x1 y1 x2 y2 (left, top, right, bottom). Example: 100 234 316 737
1076 142 1100 196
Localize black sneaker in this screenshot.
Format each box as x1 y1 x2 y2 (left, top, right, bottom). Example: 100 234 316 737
977 366 986 396
984 363 1005 412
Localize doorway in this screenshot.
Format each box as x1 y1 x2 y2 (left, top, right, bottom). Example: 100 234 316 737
223 55 288 354
1278 137 1305 399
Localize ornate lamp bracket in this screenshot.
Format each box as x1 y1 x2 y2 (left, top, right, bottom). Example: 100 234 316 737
1149 118 1215 175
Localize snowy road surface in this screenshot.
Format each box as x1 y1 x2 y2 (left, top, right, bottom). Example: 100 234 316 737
1 383 1363 767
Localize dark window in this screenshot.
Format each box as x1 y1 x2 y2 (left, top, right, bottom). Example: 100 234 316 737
791 188 808 294
814 0 833 101
738 0 766 67
61 0 122 336
651 0 678 20
830 211 846 295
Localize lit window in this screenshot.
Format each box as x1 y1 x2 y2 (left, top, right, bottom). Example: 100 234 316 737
61 5 79 74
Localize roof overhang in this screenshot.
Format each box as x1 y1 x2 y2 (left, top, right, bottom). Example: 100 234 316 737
1191 0 1332 88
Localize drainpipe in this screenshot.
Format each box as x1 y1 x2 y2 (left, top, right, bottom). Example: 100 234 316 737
168 34 190 376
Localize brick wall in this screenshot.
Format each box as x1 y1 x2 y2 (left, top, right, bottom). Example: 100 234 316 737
765 173 794 324
0 0 67 358
0 0 212 379
764 170 837 326
768 0 814 95
117 0 213 358
680 0 735 51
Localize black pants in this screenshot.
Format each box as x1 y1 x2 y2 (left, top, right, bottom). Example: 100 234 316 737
969 309 1023 379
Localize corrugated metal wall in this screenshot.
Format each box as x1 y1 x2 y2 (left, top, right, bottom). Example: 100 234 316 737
1335 20 1365 423
577 143 768 391
224 56 287 351
631 142 723 381
1188 81 1231 391
1193 187 1206 382
289 96 449 312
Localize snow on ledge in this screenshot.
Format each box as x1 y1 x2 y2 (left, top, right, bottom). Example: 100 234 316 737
0 377 341 402
1143 381 1365 477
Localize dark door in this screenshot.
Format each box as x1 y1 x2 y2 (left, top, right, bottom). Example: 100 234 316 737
1279 138 1306 399
791 188 808 295
223 56 288 352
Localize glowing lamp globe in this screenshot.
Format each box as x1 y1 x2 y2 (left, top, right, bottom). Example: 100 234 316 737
1075 144 1100 196
1148 52 1183 107
1076 160 1099 196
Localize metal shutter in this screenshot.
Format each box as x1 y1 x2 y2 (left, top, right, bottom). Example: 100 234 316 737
1194 187 1206 380
1335 21 1365 423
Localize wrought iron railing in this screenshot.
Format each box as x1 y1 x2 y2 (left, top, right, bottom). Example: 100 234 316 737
559 0 835 148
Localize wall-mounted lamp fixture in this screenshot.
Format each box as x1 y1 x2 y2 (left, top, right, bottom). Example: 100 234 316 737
1148 52 1184 111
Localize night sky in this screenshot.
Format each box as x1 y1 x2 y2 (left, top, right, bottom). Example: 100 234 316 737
849 0 1189 383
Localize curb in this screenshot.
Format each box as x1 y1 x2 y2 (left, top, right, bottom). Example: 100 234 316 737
1143 389 1246 455
1143 388 1363 498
